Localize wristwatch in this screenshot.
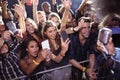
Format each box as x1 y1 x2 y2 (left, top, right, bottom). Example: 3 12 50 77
71 27 78 32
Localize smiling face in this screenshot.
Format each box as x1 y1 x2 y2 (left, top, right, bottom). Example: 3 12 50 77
25 18 37 34
79 22 91 39
26 40 39 58
50 16 60 27
43 21 57 41
26 23 35 34
45 26 57 40
45 27 57 40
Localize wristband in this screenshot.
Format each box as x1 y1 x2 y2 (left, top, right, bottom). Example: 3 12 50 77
82 67 86 72
33 60 39 65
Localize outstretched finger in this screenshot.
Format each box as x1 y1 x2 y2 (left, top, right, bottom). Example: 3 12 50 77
18 0 22 6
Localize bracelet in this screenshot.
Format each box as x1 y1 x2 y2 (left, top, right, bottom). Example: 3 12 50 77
73 28 76 32
71 27 75 32
82 67 86 72
32 60 39 65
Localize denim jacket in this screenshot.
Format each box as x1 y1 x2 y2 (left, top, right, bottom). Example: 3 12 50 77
111 47 120 62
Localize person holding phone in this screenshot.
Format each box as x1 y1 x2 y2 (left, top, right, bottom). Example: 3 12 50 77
23 18 43 44
42 20 71 80
19 38 50 79
97 37 120 79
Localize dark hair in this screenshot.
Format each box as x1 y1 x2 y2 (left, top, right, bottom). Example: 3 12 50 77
25 18 43 39
41 1 51 11
20 38 40 59
93 0 120 17
42 20 57 39
42 20 61 52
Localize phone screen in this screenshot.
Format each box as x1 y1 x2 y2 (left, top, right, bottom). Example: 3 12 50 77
41 39 50 50
6 21 17 34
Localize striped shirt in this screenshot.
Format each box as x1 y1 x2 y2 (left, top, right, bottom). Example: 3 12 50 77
0 39 25 80
0 51 25 80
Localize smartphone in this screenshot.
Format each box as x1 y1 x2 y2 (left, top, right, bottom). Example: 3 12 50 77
60 30 69 42
98 28 112 45
6 21 17 34
41 39 50 50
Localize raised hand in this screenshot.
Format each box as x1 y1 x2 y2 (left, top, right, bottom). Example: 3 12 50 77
1 0 8 9
82 0 89 4
52 0 56 5
1 1 9 19
14 29 23 41
1 30 12 41
77 19 86 30
12 0 26 17
37 49 51 62
32 0 39 7
61 0 72 10
61 37 70 54
97 40 104 52
21 0 28 5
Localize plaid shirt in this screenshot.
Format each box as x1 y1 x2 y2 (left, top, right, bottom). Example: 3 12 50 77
0 39 25 80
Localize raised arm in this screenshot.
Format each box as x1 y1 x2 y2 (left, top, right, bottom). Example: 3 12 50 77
60 0 72 31
1 1 10 19
33 0 39 24
52 0 56 6
13 0 27 33
77 0 88 12
52 0 58 13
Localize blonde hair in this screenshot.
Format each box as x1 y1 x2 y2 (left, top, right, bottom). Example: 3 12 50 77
25 18 38 30
48 12 61 23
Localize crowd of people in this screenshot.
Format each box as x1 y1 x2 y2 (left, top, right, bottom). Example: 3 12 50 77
0 0 120 80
